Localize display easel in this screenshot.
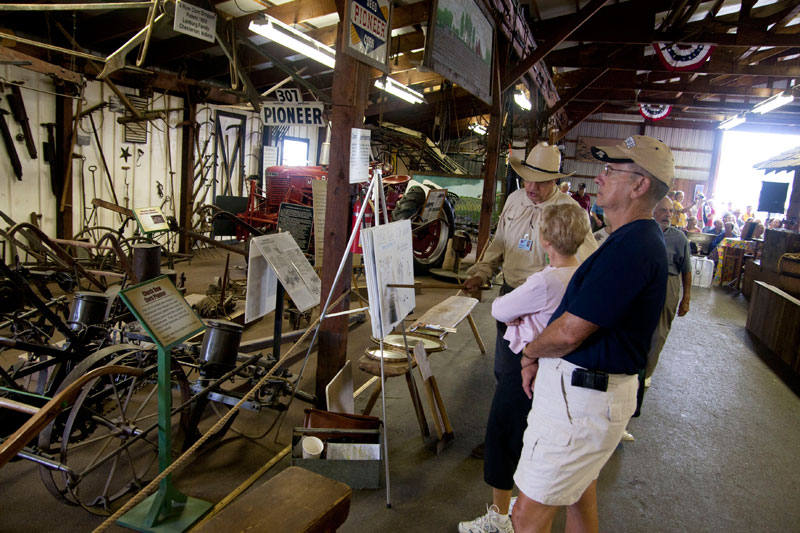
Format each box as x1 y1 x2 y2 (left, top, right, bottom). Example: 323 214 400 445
117 276 212 532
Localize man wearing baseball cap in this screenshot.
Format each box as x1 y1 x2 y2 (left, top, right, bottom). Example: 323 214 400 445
571 183 591 213
459 142 597 533
512 135 672 532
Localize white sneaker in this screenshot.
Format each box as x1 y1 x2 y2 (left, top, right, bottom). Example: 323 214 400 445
458 504 514 533
621 429 635 442
508 496 517 517
644 377 652 388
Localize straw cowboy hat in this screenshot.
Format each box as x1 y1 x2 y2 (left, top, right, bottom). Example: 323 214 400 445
509 142 575 183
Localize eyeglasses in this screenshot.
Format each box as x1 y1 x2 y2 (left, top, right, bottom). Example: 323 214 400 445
602 164 647 178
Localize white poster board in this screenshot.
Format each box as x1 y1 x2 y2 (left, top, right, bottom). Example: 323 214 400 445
349 128 371 184
360 219 415 338
245 232 322 323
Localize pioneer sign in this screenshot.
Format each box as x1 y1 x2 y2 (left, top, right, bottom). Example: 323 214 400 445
343 0 392 73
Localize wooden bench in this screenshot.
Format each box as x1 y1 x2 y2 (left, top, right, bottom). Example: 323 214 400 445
192 466 352 533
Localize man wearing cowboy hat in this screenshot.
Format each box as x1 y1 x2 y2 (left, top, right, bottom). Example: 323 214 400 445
459 142 597 533
511 135 672 533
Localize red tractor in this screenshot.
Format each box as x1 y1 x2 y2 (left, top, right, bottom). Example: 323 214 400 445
237 165 456 272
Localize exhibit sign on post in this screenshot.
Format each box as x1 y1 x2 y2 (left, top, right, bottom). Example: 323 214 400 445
350 128 371 184
343 0 393 73
134 206 170 235
245 232 322 323
117 276 211 531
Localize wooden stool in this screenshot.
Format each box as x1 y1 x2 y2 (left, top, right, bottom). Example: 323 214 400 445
357 355 430 440
193 466 351 533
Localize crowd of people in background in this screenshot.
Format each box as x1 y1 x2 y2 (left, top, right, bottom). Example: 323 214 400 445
561 182 783 248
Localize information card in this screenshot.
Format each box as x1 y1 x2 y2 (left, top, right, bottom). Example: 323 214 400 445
120 276 205 349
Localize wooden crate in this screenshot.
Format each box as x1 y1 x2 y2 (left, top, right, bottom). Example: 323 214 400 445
747 281 800 372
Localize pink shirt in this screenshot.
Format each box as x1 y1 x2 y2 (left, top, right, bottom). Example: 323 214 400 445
491 265 578 353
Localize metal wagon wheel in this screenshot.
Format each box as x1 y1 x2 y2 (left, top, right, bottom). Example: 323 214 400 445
38 345 190 514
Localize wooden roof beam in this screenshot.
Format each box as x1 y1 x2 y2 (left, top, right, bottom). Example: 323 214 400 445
501 0 607 92
555 101 604 142
544 68 608 120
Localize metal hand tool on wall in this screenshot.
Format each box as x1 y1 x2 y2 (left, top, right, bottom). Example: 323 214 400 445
121 165 130 210
6 84 37 159
41 122 59 195
0 108 22 180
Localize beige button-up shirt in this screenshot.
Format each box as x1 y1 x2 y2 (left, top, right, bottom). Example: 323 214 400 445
466 187 599 288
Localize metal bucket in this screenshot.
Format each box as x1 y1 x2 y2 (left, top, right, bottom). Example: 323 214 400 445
199 319 243 375
68 292 110 329
132 243 161 283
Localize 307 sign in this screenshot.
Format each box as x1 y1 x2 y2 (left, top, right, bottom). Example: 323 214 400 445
274 88 302 103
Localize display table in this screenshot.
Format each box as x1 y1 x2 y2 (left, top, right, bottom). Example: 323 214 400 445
713 238 756 287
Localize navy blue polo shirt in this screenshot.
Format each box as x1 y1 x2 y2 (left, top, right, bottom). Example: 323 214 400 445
549 219 668 374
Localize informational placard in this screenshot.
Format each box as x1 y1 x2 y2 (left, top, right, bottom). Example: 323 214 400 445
343 0 393 73
420 188 448 222
263 102 326 127
277 203 314 251
350 128 371 184
360 219 415 338
311 179 328 267
120 276 205 350
423 0 494 105
263 146 278 170
173 1 217 43
133 206 169 234
245 232 322 323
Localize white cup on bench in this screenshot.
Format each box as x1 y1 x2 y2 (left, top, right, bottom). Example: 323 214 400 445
302 436 324 459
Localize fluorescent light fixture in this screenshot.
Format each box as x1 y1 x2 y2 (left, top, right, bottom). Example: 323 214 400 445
514 91 532 111
249 16 336 69
374 77 425 104
718 114 746 130
752 91 794 114
469 123 487 135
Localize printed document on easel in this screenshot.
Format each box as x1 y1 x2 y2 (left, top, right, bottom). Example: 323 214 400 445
361 219 415 338
245 232 322 323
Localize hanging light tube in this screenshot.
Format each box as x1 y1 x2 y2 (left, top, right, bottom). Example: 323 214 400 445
249 15 336 69
469 123 487 135
514 91 532 111
718 114 746 130
374 77 425 104
752 91 794 114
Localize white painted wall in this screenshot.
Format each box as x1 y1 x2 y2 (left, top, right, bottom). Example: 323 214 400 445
0 65 187 249
0 64 59 235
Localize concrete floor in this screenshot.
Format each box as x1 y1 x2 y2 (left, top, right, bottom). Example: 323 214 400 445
2 252 800 532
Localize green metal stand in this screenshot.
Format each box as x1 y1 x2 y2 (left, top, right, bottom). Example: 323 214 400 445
117 346 211 532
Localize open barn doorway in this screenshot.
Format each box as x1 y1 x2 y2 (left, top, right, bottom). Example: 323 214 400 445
715 131 800 222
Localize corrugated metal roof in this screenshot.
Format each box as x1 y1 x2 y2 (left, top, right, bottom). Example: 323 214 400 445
754 145 800 172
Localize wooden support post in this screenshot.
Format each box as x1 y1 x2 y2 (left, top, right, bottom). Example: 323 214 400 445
315 0 372 408
179 99 197 254
477 36 504 258
55 83 74 239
